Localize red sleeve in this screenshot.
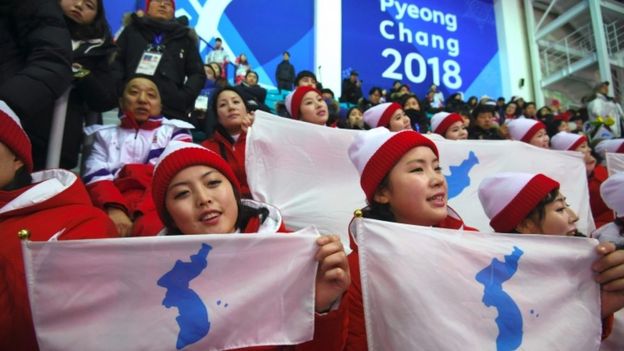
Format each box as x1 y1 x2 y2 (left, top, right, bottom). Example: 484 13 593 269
345 251 367 351
296 293 349 351
61 207 119 239
87 180 128 212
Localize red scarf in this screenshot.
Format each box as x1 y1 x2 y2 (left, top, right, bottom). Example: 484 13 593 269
120 112 163 131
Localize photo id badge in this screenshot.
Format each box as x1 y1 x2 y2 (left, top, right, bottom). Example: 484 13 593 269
136 51 163 76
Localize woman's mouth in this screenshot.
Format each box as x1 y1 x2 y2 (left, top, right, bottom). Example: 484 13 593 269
199 211 220 226
427 193 446 207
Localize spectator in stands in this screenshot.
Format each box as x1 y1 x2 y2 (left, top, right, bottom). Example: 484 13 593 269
83 76 194 237
593 172 624 246
501 101 518 124
550 132 613 228
340 70 363 105
295 70 317 88
430 111 467 140
400 94 429 133
587 81 623 138
524 101 538 120
359 87 383 111
363 102 412 132
346 128 475 350
445 92 464 112
234 53 250 85
202 86 254 198
285 86 330 126
59 0 118 170
206 37 228 79
113 0 205 122
468 103 504 140
150 141 350 350
390 84 410 103
466 96 478 114
343 106 366 130
0 101 116 351
0 0 73 170
321 88 340 127
239 70 268 110
386 80 401 102
507 118 549 148
545 116 570 138
478 172 624 340
429 83 444 109
275 51 295 92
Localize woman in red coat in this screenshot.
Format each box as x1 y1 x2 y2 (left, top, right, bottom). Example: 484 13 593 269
478 172 624 340
201 86 254 198
345 128 475 350
151 140 350 350
0 101 116 350
550 132 613 228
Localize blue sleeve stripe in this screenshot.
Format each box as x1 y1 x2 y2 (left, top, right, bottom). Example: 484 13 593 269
146 147 166 162
172 129 191 139
83 168 112 183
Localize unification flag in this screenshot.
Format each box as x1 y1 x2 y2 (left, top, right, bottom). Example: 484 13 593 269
353 217 601 351
23 229 319 351
246 111 594 247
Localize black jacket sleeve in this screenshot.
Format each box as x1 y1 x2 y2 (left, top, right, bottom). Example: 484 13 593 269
0 0 72 120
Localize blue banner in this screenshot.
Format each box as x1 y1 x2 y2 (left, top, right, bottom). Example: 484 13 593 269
342 0 502 99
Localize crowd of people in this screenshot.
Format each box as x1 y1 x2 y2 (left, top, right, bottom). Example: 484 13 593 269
2 0 624 349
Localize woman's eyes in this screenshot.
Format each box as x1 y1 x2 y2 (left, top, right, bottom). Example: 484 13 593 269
173 190 189 200
207 180 221 188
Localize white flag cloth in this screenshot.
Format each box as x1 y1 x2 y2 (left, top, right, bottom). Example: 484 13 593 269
353 218 601 351
246 111 594 246
606 152 624 175
23 229 320 351
600 310 624 351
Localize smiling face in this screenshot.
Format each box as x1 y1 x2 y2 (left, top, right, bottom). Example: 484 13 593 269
517 192 579 236
374 146 448 226
216 90 248 135
299 90 328 125
165 165 238 235
60 0 98 25
120 77 161 122
388 109 412 131
445 120 468 140
529 128 549 148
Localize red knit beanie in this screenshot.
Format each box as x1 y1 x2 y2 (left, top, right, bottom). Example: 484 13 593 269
430 112 464 136
508 118 546 143
0 101 32 172
478 172 560 233
146 0 175 10
284 86 321 119
348 128 439 202
152 141 240 223
362 102 401 128
550 131 587 151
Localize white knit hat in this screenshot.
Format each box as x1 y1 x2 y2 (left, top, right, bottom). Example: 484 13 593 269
600 172 624 217
507 118 546 142
348 128 438 201
478 172 559 232
362 102 401 128
595 139 624 159
550 131 587 151
430 112 463 136
284 86 321 119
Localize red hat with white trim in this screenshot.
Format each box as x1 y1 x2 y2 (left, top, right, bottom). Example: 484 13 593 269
550 131 587 151
0 100 32 172
478 172 560 233
152 141 240 224
600 172 624 218
508 118 546 143
595 139 624 158
430 111 464 136
348 127 438 202
284 86 321 119
362 102 401 128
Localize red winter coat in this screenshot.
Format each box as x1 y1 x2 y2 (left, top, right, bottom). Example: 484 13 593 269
589 165 614 229
159 199 349 350
0 169 117 351
202 128 251 198
345 207 476 351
